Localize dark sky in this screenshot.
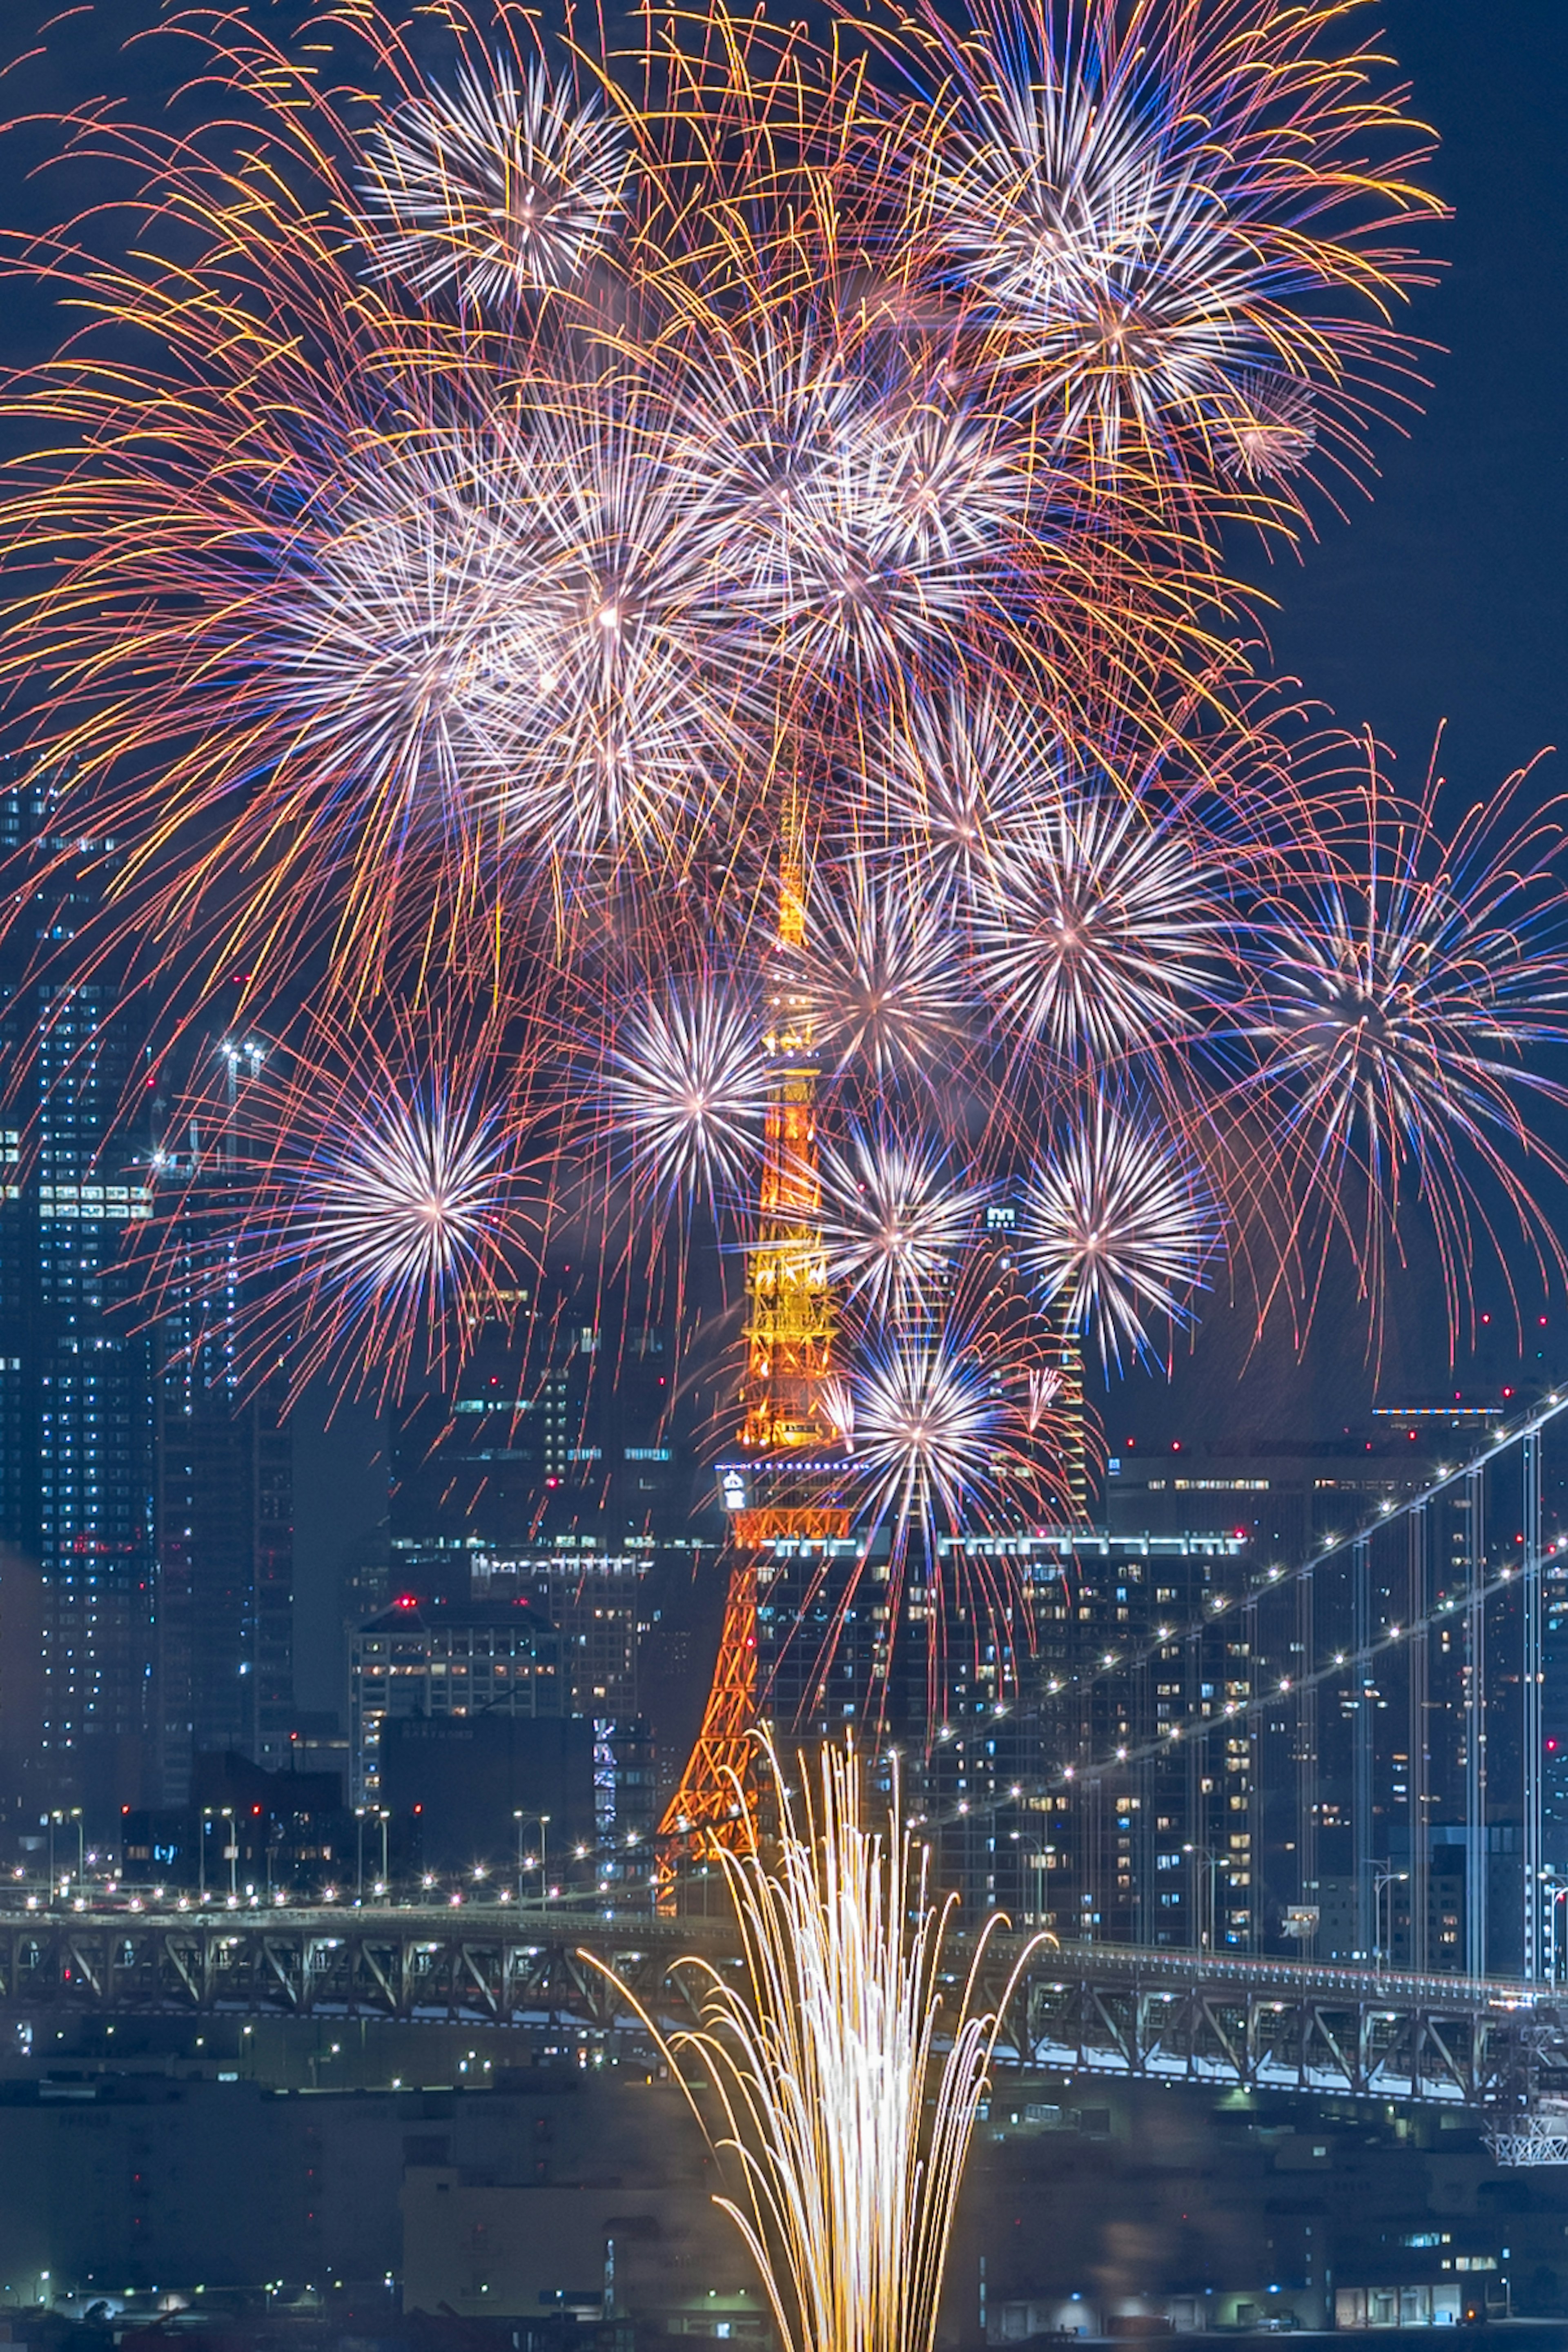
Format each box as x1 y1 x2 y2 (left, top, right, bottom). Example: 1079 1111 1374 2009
2 0 1566 1650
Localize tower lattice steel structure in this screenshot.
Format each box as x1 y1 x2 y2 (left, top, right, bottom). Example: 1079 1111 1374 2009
659 819 849 1871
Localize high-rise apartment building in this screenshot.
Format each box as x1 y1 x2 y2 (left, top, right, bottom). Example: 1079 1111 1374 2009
390 1283 710 1600
0 780 294 1829
0 777 161 1826
149 1067 293 1798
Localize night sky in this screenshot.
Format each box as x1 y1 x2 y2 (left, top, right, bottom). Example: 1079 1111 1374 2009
1 2 1566 1682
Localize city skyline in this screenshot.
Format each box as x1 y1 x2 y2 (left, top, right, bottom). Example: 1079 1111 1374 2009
0 0 1564 2339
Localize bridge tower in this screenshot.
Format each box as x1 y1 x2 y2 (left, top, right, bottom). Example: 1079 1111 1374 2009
658 814 849 1876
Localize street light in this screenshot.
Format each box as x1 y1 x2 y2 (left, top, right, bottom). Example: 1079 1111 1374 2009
1542 1871 1568 1982
1183 1844 1224 1953
354 1806 392 1900
1372 1865 1409 1980
199 1807 237 1902
514 1812 550 1911
47 1810 82 1906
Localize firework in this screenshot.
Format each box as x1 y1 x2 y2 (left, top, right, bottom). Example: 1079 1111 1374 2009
965 774 1229 1068
840 1291 1069 1546
589 1739 1042 2352
1240 748 1568 1339
605 982 770 1205
795 871 969 1083
867 0 1443 511
820 1126 991 1315
361 58 633 303
1020 1094 1221 1371
1219 370 1319 486
678 327 1029 679
143 1012 540 1410
0 0 1503 1586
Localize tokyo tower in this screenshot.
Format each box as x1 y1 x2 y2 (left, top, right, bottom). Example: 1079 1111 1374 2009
658 811 850 1873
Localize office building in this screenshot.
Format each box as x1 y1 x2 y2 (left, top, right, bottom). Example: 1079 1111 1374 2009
379 1711 598 1878
390 1284 711 1603
349 1594 565 1803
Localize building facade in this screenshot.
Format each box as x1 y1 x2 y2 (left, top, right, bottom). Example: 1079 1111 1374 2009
147 1072 294 1800
0 778 159 1826
349 1595 565 1803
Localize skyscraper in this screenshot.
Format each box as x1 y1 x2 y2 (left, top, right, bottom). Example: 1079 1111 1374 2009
0 773 158 1827
389 1278 702 1598
148 1042 293 1798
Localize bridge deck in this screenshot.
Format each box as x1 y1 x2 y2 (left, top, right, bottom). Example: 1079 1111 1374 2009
0 1902 1561 2128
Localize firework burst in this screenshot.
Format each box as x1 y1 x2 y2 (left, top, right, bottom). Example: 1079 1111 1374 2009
143 1012 540 1410
361 58 634 304
840 1289 1071 1546
605 982 770 1205
966 777 1229 1067
796 870 969 1083
1241 748 1568 1339
1021 1094 1221 1370
867 0 1444 512
679 328 1029 679
820 1127 991 1315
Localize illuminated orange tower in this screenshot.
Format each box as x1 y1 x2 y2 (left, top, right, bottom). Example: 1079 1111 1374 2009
659 811 850 1874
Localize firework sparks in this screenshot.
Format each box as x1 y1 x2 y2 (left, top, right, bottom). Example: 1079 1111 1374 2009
1021 1094 1221 1370
361 58 633 303
143 1013 539 1409
605 983 770 1203
588 1739 1043 2352
875 0 1443 507
841 1293 1069 1544
1241 750 1568 1337
966 780 1228 1067
796 872 969 1082
820 1127 991 1314
682 332 1028 677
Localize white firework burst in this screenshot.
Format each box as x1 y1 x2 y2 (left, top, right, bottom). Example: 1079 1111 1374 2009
682 335 1023 675
796 873 969 1080
847 1324 1021 1537
155 1024 541 1410
251 390 750 887
820 1129 991 1316
275 420 545 842
361 58 633 303
966 784 1225 1066
875 681 1071 892
298 1091 516 1303
1021 1096 1219 1371
606 985 768 1201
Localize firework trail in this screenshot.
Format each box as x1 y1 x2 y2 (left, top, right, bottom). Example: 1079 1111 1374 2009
588 1738 1043 2352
